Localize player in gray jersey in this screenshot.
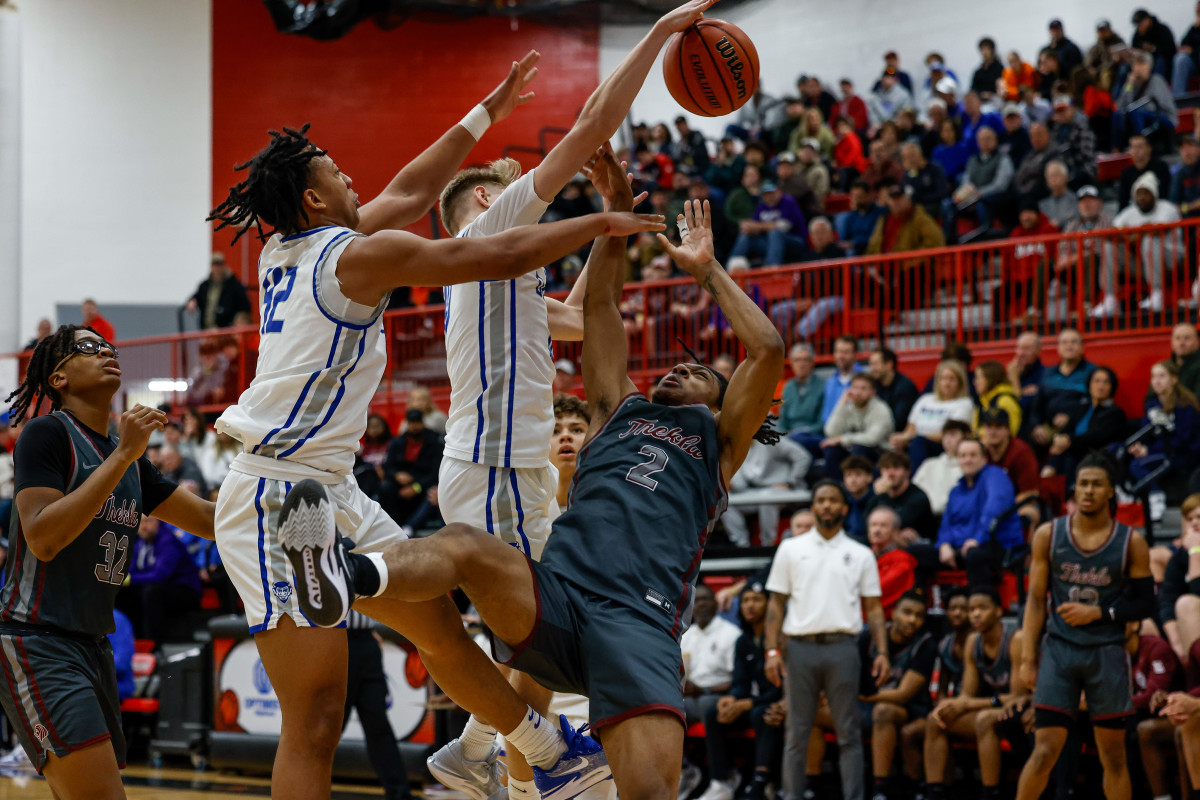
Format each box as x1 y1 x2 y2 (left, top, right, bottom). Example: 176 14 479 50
281 161 785 800
0 326 215 799
1015 453 1154 800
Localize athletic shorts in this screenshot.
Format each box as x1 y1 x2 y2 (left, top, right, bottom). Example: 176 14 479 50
0 629 125 773
1033 634 1132 723
216 463 407 634
438 456 559 561
491 558 685 729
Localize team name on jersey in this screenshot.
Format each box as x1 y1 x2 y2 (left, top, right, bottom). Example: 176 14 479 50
94 495 140 529
1058 562 1113 587
619 418 704 459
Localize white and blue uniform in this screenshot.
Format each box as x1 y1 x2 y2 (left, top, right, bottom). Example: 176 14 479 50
438 170 559 560
214 226 405 633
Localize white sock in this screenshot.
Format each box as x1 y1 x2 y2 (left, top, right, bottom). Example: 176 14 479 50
364 552 389 597
460 716 498 762
508 776 538 800
1154 795 1172 800
505 708 565 769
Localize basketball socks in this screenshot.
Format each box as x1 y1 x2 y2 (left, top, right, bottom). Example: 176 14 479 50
926 782 948 800
508 776 537 800
460 716 499 762
506 709 566 769
346 552 389 598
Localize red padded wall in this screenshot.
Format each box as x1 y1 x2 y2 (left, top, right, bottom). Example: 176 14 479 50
211 0 600 269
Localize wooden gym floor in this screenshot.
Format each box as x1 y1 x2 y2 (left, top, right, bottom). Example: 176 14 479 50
0 766 400 798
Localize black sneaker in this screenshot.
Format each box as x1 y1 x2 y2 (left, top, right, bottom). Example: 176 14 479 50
279 479 354 627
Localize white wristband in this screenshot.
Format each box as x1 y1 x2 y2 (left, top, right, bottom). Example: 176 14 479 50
459 104 492 141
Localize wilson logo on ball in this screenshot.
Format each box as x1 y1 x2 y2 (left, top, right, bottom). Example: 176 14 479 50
714 37 748 100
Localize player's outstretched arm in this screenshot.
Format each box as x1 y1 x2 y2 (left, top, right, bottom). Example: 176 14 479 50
153 488 217 541
657 200 785 483
357 52 540 235
1017 523 1052 687
338 211 664 306
531 0 716 202
580 153 640 426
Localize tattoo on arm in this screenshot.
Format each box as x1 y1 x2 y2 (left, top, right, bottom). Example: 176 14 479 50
702 274 720 298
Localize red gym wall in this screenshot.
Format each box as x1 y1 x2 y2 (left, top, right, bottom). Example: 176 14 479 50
211 0 600 266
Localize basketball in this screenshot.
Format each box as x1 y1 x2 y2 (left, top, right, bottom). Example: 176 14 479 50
663 19 759 118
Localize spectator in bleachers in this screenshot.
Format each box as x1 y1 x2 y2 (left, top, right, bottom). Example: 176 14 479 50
1006 331 1045 426
1175 3 1200 97
727 181 807 268
360 413 392 480
768 98 806 156
932 118 969 188
842 456 877 542
921 101 947 155
706 137 746 195
688 176 736 257
730 84 787 142
185 338 234 407
1125 360 1200 496
724 163 764 228
869 347 920 433
1171 136 1200 217
713 354 736 382
869 68 916 128
404 386 447 435
1118 134 1173 210
1052 186 1120 319
800 75 838 124
960 92 1003 156
800 217 840 262
1086 20 1124 88
971 37 1003 100
1000 51 1039 101
1038 161 1078 229
795 139 832 212
109 608 136 703
836 78 870 134
1043 366 1126 483
722 436 812 548
878 51 915 94
822 374 895 475
792 107 835 162
1113 172 1182 313
1018 82 1052 124
781 343 826 455
832 119 871 190
932 77 963 123
1031 327 1095 448
633 143 673 189
1047 94 1097 186
1005 197 1060 321
896 107 926 145
953 126 1014 232
861 139 905 191
891 360 974 470
1012 122 1059 201
774 152 821 220
186 252 252 330
1034 48 1064 101
176 408 210 467
1160 689 1200 794
978 408 1041 530
80 298 115 342
868 181 945 255
973 361 1022 436
197 429 238 498
118 515 201 643
822 334 863 423
1131 9 1177 79
671 116 710 173
1133 618 1187 800
379 408 443 530
868 507 919 618
924 587 1020 800
859 590 935 800
900 142 949 221
21 317 52 353
649 122 674 156
837 180 885 256
159 444 207 498
869 451 936 542
1113 50 1179 151
699 581 784 800
1046 20 1084 76
1160 496 1200 662
912 420 969 517
935 437 1023 587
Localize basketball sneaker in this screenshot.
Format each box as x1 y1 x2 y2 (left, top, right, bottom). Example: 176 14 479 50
426 738 505 800
532 715 613 800
279 480 354 627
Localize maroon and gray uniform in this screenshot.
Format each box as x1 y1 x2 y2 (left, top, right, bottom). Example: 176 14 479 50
0 411 176 771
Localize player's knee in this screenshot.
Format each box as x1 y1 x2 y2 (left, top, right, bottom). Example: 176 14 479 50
1177 594 1200 618
974 710 998 737
1027 742 1059 771
1138 717 1161 741
1095 733 1128 768
872 702 903 726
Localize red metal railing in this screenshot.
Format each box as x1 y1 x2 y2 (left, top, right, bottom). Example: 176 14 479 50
5 218 1196 421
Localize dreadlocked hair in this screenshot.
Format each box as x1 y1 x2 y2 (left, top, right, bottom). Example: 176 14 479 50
5 325 96 424
207 123 327 245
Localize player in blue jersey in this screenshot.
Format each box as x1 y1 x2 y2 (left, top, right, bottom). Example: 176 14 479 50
280 152 785 800
1015 453 1154 800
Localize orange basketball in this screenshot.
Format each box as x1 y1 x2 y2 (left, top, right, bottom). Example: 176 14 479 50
663 19 759 117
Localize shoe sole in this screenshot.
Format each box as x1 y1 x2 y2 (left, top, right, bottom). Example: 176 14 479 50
539 766 613 800
278 479 350 627
426 757 494 800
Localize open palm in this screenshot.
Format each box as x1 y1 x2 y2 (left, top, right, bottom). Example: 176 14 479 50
657 199 715 277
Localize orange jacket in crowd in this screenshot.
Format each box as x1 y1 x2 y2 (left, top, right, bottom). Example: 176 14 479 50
1000 62 1039 101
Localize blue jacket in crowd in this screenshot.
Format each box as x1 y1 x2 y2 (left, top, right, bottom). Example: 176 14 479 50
109 609 136 701
937 464 1024 550
129 522 202 594
1144 398 1200 473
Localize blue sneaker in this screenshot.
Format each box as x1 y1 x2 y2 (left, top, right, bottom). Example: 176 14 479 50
532 715 613 800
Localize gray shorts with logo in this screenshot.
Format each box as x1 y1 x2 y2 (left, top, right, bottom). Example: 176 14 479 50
1032 634 1132 722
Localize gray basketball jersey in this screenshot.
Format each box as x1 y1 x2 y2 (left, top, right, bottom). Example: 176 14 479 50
1047 515 1132 647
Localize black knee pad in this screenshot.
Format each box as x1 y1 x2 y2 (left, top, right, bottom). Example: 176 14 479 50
1035 706 1074 730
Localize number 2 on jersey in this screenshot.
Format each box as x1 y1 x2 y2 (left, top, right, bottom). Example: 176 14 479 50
626 445 670 491
94 530 130 585
261 267 297 334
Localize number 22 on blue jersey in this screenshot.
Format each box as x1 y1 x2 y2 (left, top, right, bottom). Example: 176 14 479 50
261 267 297 334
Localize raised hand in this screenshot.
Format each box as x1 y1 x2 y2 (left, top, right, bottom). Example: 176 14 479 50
581 143 645 211
656 199 717 278
656 0 718 35
481 50 541 124
603 212 666 237
115 405 168 462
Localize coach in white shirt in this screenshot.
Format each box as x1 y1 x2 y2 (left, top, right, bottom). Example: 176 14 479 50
764 480 889 800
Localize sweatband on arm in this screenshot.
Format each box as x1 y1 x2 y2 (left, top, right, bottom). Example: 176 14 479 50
1101 576 1156 624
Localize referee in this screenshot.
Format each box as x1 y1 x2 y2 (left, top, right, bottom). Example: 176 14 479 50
344 610 413 800
764 480 889 800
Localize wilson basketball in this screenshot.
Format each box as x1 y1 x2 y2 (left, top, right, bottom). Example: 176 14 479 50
663 19 759 117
